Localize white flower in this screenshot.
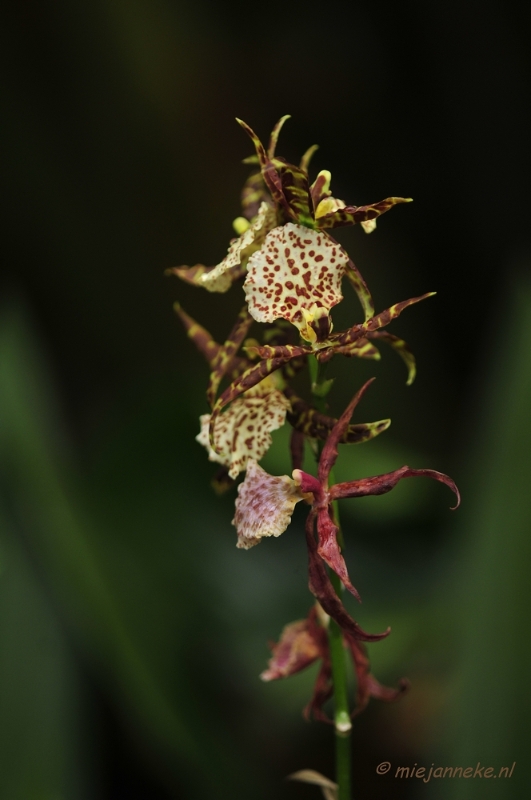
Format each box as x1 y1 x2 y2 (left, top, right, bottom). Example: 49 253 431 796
243 224 349 341
200 202 276 292
196 381 289 478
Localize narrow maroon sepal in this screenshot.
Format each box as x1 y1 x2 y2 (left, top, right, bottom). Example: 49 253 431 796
318 378 376 485
330 465 460 509
306 514 390 642
315 507 361 602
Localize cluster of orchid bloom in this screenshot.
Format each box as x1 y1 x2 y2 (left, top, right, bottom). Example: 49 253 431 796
170 116 460 725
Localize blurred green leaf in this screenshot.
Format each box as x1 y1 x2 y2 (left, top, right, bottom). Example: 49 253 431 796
434 278 531 799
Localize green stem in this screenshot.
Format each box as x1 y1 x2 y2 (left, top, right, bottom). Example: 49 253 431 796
329 570 352 800
309 356 352 799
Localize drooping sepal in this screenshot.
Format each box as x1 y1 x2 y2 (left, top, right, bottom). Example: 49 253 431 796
315 507 361 602
367 331 417 385
167 264 228 289
346 635 409 717
344 257 375 322
305 512 391 642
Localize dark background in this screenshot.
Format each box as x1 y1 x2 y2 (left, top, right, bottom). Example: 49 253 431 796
0 1 530 798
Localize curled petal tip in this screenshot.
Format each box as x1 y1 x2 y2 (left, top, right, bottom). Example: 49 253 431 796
450 487 461 511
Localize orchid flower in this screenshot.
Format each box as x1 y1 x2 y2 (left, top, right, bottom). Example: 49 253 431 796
261 605 409 722
237 116 413 328
208 290 431 447
174 305 394 477
232 379 459 641
168 119 294 294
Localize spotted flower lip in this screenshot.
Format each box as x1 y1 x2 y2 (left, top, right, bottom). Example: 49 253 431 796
232 459 303 549
261 605 408 722
244 223 349 341
196 379 289 479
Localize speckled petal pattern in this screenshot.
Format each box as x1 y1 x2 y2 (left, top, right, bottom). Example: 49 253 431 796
201 202 276 292
244 224 348 331
232 459 303 549
196 385 289 479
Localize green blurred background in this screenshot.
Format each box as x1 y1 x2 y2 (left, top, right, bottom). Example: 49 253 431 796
1 1 530 798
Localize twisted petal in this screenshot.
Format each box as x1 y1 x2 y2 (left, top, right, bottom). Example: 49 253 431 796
316 196 413 230
367 330 416 385
304 659 334 725
315 507 361 602
260 609 326 681
306 512 390 642
299 143 319 174
329 465 461 509
232 459 303 549
201 202 276 292
344 257 375 321
197 386 289 479
310 170 332 210
346 635 409 717
267 115 291 158
244 224 348 338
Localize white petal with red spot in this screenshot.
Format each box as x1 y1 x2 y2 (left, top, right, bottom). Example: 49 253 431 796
232 460 303 549
243 224 348 328
196 388 289 479
201 202 276 292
